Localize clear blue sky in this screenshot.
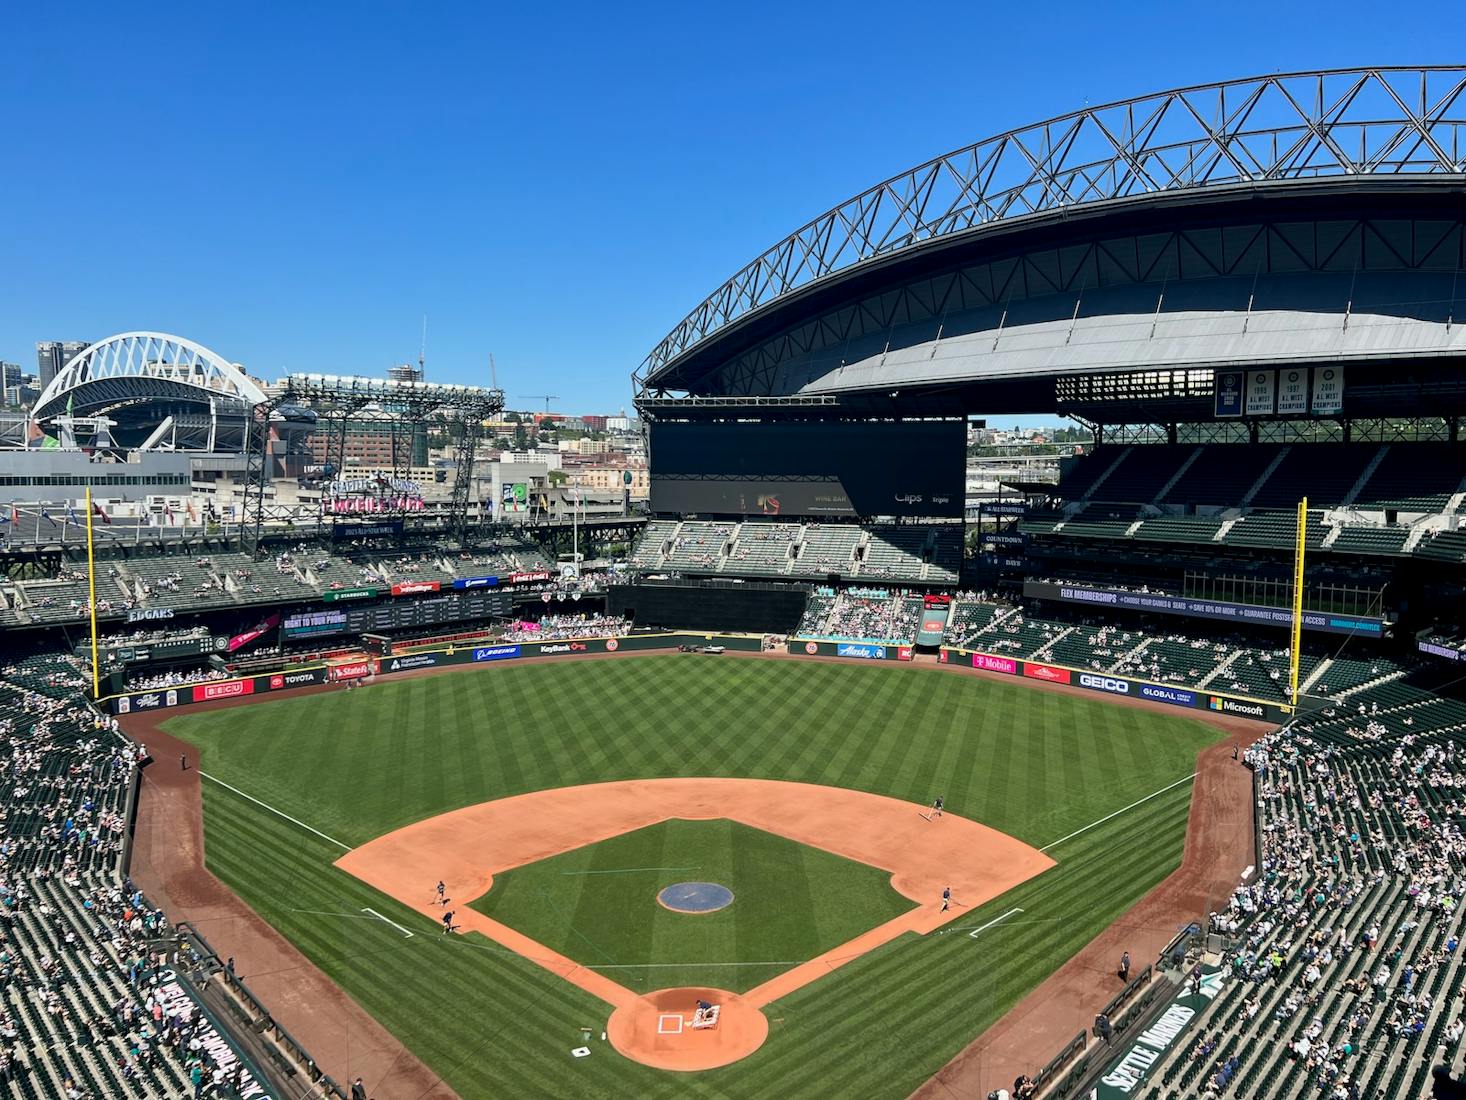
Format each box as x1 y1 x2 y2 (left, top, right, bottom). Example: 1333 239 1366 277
0 2 1453 416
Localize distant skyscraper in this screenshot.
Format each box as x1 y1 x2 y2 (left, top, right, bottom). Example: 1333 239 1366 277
0 363 21 406
36 340 89 390
36 343 64 390
387 363 423 383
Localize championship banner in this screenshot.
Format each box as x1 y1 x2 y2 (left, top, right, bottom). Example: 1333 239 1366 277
1213 370 1244 417
1244 369 1276 416
1311 366 1344 414
1275 368 1309 416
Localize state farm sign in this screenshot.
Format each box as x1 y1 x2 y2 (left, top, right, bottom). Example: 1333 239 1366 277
329 661 375 681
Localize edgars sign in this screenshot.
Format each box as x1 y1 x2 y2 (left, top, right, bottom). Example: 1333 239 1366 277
127 608 175 623
1023 662 1071 684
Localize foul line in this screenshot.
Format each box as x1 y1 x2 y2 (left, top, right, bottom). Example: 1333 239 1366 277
363 907 415 938
968 907 1025 939
1039 772 1197 853
560 866 700 876
201 771 352 852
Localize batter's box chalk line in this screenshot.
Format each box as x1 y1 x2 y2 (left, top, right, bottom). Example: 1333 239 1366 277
657 1014 684 1035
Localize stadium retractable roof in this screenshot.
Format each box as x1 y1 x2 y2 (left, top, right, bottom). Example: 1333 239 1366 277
638 68 1466 413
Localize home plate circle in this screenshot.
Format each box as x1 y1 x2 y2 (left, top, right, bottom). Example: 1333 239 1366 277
658 881 734 914
607 987 768 1070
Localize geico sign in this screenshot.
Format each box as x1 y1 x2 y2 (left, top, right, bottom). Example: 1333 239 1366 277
1079 674 1130 695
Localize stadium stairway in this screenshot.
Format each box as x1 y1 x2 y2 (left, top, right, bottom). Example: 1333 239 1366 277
1078 447 1135 502
1336 666 1411 700
1239 446 1292 508
1150 445 1204 504
1340 445 1391 507
1028 625 1076 662
1195 649 1243 688
1298 658 1333 696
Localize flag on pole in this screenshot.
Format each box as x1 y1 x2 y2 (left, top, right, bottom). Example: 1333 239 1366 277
67 505 80 526
164 503 175 525
41 509 55 526
186 500 198 522
92 501 111 525
8 506 17 525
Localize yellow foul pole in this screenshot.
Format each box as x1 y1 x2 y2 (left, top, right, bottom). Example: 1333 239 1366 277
1287 496 1308 713
85 487 101 699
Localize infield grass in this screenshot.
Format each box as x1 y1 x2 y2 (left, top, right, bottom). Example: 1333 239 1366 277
472 818 912 993
162 654 1223 1100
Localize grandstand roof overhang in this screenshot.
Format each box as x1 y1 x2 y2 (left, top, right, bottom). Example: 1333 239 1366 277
639 68 1466 414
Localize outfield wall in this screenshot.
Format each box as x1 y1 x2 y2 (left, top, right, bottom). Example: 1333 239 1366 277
787 639 914 661
104 632 764 715
937 645 1294 724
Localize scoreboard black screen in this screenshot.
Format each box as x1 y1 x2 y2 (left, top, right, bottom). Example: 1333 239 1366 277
649 420 965 518
283 590 512 640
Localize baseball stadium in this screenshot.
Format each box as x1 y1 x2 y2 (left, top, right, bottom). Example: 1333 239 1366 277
4 65 1466 1100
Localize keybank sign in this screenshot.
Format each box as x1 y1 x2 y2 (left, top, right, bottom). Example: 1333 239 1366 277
1079 673 1131 695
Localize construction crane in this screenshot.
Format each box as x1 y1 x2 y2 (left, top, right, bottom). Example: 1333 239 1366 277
516 395 559 415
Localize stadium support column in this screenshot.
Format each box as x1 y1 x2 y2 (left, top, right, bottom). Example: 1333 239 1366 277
1288 496 1308 713
448 412 482 541
84 487 100 698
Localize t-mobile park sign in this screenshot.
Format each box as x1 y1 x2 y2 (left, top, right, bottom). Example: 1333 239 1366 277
1024 581 1384 638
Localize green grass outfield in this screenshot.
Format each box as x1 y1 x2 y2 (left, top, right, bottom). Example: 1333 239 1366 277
472 819 913 993
163 654 1222 1099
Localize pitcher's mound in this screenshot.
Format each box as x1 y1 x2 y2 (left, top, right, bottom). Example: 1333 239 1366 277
607 986 768 1070
657 881 734 914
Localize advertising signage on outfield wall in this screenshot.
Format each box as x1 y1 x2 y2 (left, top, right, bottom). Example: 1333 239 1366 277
1025 581 1385 638
935 648 1290 724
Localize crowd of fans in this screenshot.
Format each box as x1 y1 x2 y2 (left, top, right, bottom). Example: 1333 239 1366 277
123 664 230 692
500 614 630 642
797 588 923 644
1142 688 1466 1099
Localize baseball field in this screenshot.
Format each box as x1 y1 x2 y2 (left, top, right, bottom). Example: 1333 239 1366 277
155 654 1221 1098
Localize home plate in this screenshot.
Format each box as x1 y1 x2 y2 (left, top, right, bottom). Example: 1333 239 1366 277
657 1014 684 1035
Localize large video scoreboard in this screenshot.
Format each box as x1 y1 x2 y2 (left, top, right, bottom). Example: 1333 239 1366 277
283 589 513 640
649 420 965 518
